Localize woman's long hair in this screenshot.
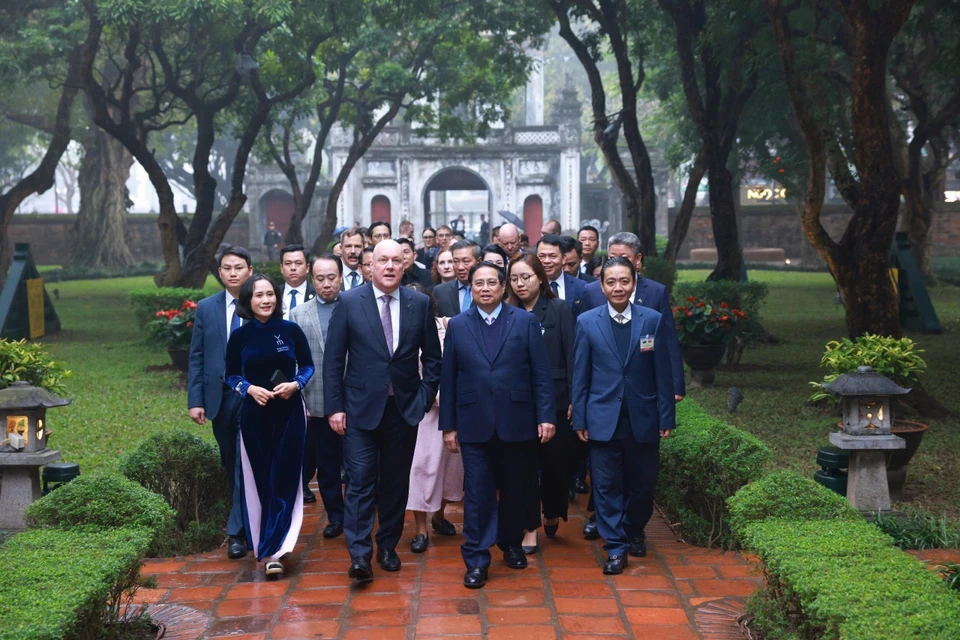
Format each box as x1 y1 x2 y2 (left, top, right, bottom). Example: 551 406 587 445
430 250 454 285
506 253 555 307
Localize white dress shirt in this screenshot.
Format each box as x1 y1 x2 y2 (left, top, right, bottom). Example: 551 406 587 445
372 284 401 351
607 302 632 324
549 274 567 300
477 302 503 324
225 290 239 338
343 268 362 290
282 281 307 320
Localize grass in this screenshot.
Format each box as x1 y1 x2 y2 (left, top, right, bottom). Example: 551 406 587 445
676 269 960 515
31 270 960 516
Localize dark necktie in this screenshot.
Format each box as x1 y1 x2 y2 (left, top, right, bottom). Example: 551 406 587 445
551 281 560 296
349 271 359 288
289 289 298 310
380 294 394 356
229 300 240 335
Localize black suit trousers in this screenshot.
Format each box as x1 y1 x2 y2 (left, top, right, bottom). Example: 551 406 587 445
303 416 346 523
525 408 573 529
342 398 417 559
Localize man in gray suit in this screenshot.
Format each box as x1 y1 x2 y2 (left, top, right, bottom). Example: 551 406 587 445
290 253 346 538
187 246 252 559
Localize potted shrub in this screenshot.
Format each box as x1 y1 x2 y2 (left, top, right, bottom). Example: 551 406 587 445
809 334 929 500
145 300 197 372
673 297 748 387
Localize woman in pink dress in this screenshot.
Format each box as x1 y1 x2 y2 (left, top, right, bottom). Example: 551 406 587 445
405 284 464 553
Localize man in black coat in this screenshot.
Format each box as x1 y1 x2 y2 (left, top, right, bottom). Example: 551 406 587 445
323 240 442 583
432 239 481 316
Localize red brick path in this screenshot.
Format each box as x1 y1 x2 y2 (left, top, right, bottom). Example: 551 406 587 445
137 492 760 639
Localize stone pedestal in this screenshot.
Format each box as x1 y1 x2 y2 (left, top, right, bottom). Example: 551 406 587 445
829 433 903 512
0 449 61 529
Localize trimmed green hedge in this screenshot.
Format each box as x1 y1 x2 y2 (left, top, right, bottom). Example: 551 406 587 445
24 473 175 557
673 279 769 320
0 527 153 640
39 262 161 283
642 256 677 294
727 470 860 535
128 287 206 329
656 399 772 548
740 519 960 639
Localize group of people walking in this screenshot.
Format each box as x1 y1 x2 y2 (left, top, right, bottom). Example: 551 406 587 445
187 220 684 588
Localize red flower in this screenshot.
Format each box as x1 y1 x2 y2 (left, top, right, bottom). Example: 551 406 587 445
686 296 697 303
685 310 693 317
720 302 729 309
720 315 730 322
183 300 198 310
186 322 194 327
695 301 705 308
155 311 165 317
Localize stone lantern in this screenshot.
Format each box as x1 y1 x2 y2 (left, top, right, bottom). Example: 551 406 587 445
0 381 70 529
824 366 908 512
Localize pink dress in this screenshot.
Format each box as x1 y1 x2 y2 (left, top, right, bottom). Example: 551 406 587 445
406 320 464 512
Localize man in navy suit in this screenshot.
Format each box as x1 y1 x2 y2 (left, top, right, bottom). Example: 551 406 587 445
536 234 586 317
187 246 253 559
440 261 556 589
572 257 676 575
432 239 480 317
323 240 442 583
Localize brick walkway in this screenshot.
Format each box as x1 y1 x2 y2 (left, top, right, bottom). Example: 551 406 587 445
136 491 760 639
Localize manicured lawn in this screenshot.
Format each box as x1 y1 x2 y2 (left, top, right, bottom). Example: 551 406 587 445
676 269 960 515
34 270 960 514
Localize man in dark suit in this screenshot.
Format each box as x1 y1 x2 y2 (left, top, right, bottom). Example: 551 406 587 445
290 254 345 535
572 257 676 575
340 229 365 291
279 244 316 319
536 234 586 317
323 240 442 583
187 246 253 559
397 237 433 289
562 236 595 283
440 261 556 589
432 239 480 317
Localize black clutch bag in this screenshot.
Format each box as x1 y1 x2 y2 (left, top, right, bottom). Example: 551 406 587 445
269 369 290 386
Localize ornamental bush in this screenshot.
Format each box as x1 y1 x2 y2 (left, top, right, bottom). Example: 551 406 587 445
128 287 205 329
727 470 861 539
119 429 230 555
0 527 153 640
673 280 770 321
642 255 677 294
0 339 71 394
24 473 175 557
741 519 960 639
656 400 772 548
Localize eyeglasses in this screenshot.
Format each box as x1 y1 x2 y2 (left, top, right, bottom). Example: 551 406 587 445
472 279 502 289
423 234 436 239
437 232 452 238
509 274 537 285
372 232 391 240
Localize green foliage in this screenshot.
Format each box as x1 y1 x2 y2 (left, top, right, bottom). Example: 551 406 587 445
128 287 206 329
932 257 960 287
0 527 153 640
673 280 770 321
252 262 283 283
808 334 927 403
24 473 175 557
39 262 162 282
727 470 860 539
642 255 677 294
872 507 960 550
938 562 960 592
657 399 772 548
655 234 668 256
741 518 960 639
672 296 749 346
119 430 230 555
0 339 71 394
144 300 197 351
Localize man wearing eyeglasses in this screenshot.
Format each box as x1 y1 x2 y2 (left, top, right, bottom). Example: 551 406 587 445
440 260 555 589
323 239 442 584
369 221 392 246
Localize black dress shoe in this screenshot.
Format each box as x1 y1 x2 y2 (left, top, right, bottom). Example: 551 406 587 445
503 546 528 569
463 566 488 589
431 517 457 536
544 520 559 538
628 533 647 558
573 477 590 494
303 488 317 504
377 548 402 572
322 521 343 539
227 535 247 559
582 519 600 541
410 534 429 554
348 556 373 583
603 555 628 575
521 531 537 555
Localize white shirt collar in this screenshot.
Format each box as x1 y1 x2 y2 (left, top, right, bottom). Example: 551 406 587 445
372 284 399 301
478 303 503 323
225 290 236 305
607 302 632 322
284 281 307 295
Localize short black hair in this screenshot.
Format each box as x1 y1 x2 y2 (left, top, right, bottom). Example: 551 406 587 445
370 220 392 236
422 226 436 236
450 239 482 260
219 245 252 268
537 234 564 250
395 236 415 251
481 244 508 265
311 252 343 275
236 274 283 321
578 224 599 239
280 244 308 262
361 246 374 258
600 256 636 282
558 235 578 254
468 260 506 285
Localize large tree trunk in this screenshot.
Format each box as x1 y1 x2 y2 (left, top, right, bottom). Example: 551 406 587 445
69 127 135 268
706 158 742 280
664 149 707 264
901 135 947 275
831 236 901 337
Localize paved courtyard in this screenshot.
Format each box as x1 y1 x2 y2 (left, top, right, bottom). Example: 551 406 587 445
135 488 761 640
